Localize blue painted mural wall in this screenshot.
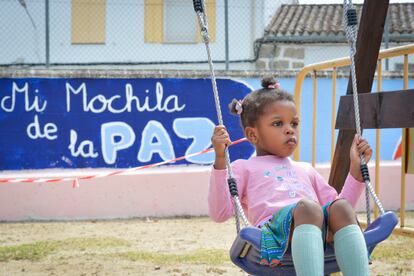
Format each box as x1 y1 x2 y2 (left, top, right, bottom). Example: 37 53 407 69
0 78 254 170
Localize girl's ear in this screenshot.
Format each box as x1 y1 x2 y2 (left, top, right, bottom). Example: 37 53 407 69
245 126 258 145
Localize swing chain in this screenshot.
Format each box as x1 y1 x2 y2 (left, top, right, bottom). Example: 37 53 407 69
194 0 249 230
195 9 209 44
343 0 386 223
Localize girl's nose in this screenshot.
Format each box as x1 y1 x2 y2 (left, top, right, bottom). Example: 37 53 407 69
285 126 294 135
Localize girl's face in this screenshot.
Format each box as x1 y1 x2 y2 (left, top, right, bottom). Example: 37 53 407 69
247 100 299 157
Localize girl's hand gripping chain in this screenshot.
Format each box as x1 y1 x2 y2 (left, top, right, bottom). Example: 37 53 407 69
349 134 373 182
211 125 231 170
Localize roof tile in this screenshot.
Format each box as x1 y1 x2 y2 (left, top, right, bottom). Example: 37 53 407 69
265 3 414 41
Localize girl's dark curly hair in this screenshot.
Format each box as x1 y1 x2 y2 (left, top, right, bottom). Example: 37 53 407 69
229 76 295 128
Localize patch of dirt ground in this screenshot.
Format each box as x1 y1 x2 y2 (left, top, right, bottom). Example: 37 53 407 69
0 217 413 275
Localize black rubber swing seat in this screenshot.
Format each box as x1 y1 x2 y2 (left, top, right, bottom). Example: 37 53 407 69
229 211 398 276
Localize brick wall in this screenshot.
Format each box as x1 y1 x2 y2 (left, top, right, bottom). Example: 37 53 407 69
256 43 305 70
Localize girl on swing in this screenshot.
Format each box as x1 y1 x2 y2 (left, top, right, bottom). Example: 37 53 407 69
208 76 372 276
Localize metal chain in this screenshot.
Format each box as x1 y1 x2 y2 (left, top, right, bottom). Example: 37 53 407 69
195 9 249 230
343 0 386 224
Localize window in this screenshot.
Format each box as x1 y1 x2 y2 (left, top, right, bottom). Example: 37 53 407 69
144 0 215 43
71 0 106 44
164 0 196 43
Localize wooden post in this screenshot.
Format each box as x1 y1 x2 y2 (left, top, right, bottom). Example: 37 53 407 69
328 0 390 192
408 129 414 174
335 90 414 130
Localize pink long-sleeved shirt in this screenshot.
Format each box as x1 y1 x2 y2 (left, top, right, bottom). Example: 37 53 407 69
208 155 365 227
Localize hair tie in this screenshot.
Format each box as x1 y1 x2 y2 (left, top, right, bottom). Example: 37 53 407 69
235 100 243 115
267 82 280 89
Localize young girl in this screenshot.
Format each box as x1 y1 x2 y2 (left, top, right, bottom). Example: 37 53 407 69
208 77 372 276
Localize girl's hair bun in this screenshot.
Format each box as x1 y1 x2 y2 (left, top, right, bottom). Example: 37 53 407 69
261 76 278 89
228 98 239 115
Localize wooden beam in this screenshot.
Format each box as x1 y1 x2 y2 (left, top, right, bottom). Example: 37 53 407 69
336 90 414 129
328 0 389 192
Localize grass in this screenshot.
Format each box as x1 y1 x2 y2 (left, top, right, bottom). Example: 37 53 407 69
0 237 129 262
112 248 229 265
0 217 412 275
0 237 229 266
371 235 414 261
1 234 412 265
6 235 406 260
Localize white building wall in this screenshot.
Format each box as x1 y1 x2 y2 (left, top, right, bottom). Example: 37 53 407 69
3 1 411 70
1 1 45 64
0 0 269 67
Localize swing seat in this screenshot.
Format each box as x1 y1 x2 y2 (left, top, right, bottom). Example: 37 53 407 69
230 211 398 276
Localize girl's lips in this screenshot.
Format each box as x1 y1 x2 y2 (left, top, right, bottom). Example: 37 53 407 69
286 138 297 145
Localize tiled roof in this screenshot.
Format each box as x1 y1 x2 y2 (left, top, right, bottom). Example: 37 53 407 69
264 3 414 42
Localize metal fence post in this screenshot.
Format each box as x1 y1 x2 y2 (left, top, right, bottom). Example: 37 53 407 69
384 14 389 71
45 0 50 67
224 0 229 70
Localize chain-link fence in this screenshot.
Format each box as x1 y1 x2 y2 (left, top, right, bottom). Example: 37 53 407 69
1 0 412 71
1 0 264 70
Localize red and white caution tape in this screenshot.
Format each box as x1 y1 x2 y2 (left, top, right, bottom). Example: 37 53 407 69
0 137 248 185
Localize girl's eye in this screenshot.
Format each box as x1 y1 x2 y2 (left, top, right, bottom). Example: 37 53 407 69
273 121 283 127
291 122 299 128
